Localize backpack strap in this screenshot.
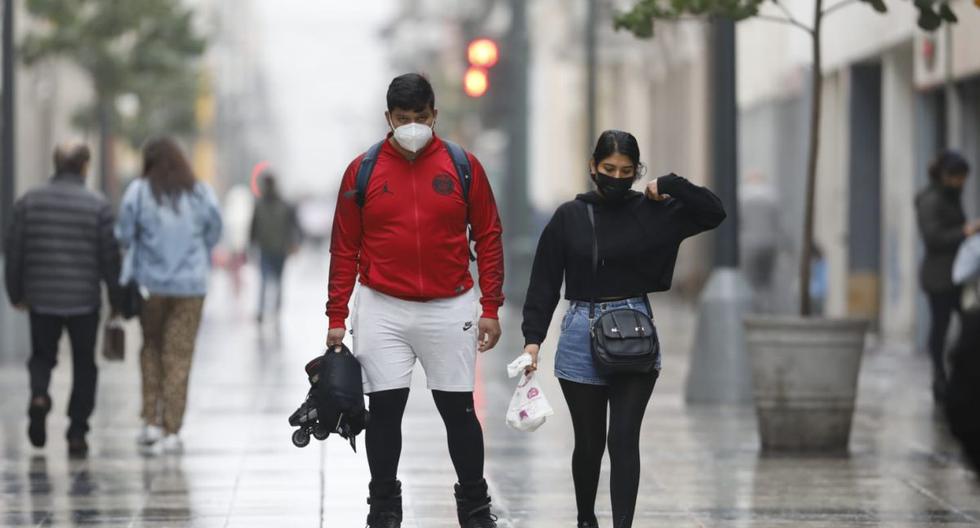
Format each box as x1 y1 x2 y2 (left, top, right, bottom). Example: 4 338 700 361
443 140 477 261
442 140 472 202
354 141 385 207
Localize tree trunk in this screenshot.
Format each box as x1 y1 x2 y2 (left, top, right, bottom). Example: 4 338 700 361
799 1 823 316
97 98 115 201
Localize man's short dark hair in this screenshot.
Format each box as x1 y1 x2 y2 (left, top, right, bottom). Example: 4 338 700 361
53 143 91 174
387 73 435 113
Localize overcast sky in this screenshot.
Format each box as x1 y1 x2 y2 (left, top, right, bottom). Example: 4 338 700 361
253 2 395 197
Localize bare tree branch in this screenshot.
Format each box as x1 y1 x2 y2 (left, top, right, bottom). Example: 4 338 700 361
770 0 814 32
756 14 814 34
822 0 859 17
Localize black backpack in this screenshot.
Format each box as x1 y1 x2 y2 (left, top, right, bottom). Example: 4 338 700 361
354 139 476 261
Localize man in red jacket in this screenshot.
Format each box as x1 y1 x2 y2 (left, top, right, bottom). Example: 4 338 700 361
325 74 504 528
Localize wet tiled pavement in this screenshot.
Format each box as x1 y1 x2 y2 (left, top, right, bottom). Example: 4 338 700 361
1 247 977 527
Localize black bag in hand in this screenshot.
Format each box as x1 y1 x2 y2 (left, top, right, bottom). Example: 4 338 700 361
585 203 660 374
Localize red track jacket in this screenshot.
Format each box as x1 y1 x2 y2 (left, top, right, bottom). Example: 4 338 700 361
326 135 505 330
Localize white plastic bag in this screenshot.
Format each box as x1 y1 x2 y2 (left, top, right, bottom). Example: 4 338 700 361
505 365 554 432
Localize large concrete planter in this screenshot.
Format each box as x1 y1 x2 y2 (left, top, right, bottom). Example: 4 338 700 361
744 316 868 454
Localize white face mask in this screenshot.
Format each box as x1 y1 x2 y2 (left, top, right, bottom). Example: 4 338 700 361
390 120 433 153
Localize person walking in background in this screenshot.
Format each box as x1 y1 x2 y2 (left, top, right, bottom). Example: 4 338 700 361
116 137 222 454
915 150 978 404
3 142 122 458
326 73 504 528
521 130 725 528
250 172 300 323
948 229 980 474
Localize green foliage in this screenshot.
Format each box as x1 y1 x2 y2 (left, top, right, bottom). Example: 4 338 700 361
20 0 206 147
614 0 764 37
614 0 962 38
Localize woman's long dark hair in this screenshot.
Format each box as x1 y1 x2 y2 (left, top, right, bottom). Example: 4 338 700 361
142 137 197 208
592 129 643 172
928 150 970 183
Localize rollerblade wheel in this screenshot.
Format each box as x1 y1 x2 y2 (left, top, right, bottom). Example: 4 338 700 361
292 429 311 448
313 424 330 441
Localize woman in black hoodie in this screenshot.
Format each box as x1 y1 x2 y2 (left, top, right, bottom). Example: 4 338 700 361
915 150 977 403
521 130 725 528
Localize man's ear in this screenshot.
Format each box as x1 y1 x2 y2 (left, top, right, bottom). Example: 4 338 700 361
431 108 439 124
384 111 392 129
589 159 596 175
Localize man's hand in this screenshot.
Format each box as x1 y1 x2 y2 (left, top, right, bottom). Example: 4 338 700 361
14 303 27 312
477 318 501 353
966 220 980 237
645 178 670 202
326 328 346 349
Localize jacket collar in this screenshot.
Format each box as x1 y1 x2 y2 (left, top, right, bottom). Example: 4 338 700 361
51 172 85 184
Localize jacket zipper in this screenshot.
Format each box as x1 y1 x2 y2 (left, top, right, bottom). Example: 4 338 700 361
410 163 425 296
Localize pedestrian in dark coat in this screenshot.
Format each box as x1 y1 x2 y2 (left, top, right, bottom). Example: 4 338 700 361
4 142 122 458
915 150 977 403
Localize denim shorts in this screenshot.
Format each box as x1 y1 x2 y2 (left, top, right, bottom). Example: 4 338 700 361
554 297 660 386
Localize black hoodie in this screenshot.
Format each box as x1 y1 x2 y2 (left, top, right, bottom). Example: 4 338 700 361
521 173 725 346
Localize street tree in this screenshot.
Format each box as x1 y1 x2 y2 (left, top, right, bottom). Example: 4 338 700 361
20 0 205 195
615 0 967 315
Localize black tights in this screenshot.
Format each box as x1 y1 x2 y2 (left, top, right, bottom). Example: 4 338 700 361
560 374 658 528
365 388 485 489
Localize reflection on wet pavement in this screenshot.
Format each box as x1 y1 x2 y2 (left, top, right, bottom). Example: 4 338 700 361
0 248 977 527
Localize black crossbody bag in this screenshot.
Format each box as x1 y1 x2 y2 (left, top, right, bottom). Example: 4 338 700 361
586 203 660 374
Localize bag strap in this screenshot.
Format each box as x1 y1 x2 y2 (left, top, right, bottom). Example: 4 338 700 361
585 202 655 323
132 180 144 272
587 203 598 321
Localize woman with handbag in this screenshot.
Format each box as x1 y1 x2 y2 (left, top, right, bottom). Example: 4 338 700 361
116 137 223 453
521 130 725 528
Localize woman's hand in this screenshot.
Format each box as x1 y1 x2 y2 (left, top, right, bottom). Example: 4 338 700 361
645 178 670 201
524 344 540 373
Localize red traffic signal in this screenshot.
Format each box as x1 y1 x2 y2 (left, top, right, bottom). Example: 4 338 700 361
464 67 489 98
467 38 499 68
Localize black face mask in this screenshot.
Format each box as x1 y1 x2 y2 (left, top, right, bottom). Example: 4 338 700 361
592 172 636 202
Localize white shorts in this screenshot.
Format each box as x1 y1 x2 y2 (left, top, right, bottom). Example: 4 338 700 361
351 286 480 393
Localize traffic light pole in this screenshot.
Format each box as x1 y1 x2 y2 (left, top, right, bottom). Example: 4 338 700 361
1 0 14 241
585 0 597 168
684 18 753 404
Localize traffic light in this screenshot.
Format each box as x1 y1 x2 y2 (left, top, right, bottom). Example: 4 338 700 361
468 38 499 68
464 67 489 98
465 38 499 98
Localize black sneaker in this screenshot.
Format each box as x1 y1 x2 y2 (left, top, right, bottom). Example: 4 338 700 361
365 479 402 528
454 480 498 528
578 520 599 528
67 436 88 458
27 396 51 448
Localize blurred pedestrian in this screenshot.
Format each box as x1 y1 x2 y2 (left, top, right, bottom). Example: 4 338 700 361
520 130 725 528
326 73 504 528
3 142 122 458
915 150 977 404
948 231 980 473
250 172 300 323
116 137 222 454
